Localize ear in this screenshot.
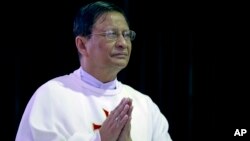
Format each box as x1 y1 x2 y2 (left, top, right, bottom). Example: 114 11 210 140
75 36 89 57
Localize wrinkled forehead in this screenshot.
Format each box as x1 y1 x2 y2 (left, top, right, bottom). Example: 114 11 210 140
93 12 128 29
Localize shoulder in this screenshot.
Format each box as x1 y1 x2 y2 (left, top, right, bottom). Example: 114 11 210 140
119 82 153 104
33 69 81 98
38 74 70 90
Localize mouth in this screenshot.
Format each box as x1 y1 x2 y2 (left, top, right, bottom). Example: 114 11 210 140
111 53 128 58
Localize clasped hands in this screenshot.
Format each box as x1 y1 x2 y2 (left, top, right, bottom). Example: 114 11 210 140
99 97 133 141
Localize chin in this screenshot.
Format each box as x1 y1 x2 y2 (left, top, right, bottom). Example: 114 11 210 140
114 61 128 69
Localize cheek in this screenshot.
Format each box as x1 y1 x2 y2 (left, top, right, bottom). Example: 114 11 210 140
89 40 107 55
128 45 132 54
94 45 112 60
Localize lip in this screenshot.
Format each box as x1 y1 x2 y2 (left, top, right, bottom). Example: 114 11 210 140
111 52 128 57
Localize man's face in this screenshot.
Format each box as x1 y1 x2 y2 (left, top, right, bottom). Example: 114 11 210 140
85 12 132 72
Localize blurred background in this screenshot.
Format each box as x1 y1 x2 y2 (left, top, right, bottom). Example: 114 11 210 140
4 0 249 141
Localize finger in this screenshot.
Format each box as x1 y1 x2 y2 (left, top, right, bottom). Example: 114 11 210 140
109 113 129 130
127 105 133 117
110 100 131 128
116 114 129 128
110 98 130 120
114 97 132 121
127 98 133 106
112 98 126 112
116 104 130 121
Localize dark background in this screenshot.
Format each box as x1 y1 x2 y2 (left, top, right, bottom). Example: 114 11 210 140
1 0 249 141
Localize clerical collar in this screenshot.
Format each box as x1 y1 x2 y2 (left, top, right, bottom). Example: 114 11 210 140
80 67 117 89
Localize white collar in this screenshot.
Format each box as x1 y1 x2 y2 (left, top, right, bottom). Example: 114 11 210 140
80 67 117 89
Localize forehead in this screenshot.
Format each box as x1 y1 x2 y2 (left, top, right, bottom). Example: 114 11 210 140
93 12 129 30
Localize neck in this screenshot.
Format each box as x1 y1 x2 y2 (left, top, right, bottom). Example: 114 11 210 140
81 66 120 83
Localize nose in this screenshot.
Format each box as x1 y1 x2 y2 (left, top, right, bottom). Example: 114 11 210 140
115 34 129 48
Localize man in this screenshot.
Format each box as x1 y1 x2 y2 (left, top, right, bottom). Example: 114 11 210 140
16 1 172 141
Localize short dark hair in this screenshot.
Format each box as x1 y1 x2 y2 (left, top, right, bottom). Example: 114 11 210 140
73 1 128 38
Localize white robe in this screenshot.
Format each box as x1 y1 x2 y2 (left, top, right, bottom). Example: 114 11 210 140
16 68 172 141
